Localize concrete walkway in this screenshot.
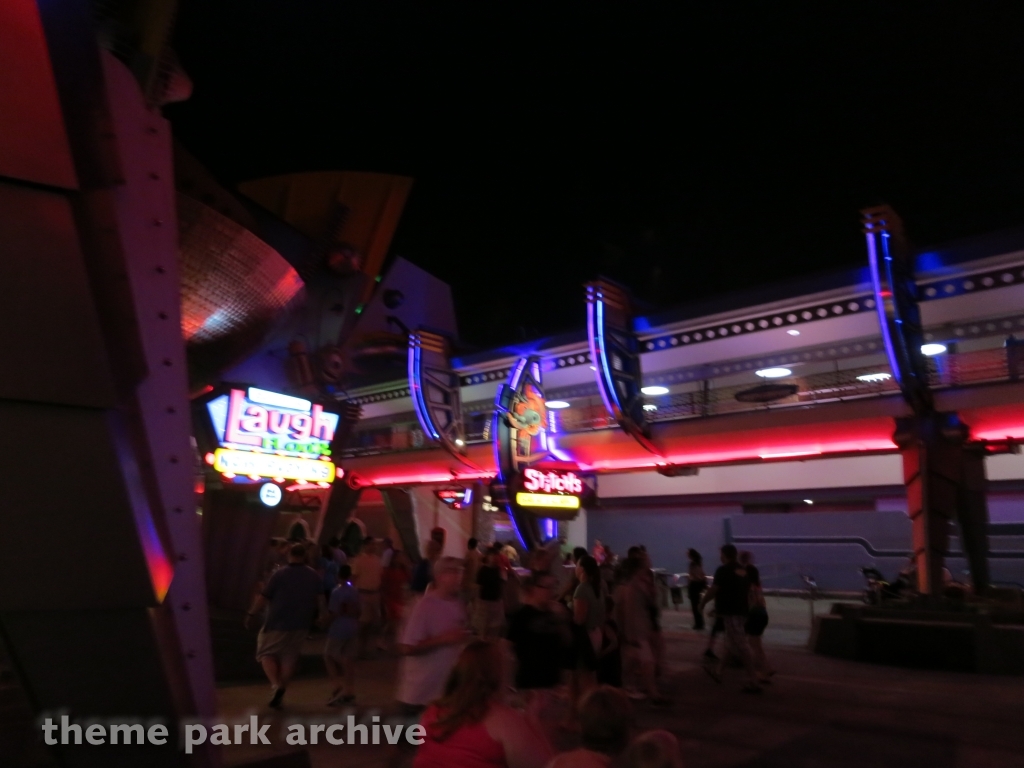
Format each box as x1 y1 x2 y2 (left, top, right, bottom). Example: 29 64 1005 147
214 598 1024 767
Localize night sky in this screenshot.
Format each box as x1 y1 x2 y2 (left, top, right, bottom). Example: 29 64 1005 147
168 3 1024 349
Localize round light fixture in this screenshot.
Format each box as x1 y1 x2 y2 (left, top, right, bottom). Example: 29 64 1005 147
454 438 465 446
258 483 282 507
755 367 792 378
856 372 892 383
642 404 658 412
545 400 571 409
921 343 947 356
803 499 814 505
640 385 669 396
787 329 801 336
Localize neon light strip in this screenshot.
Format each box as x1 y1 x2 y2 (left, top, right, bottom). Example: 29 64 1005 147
866 231 903 388
495 356 530 548
509 357 528 390
587 291 621 420
408 337 440 440
247 387 311 413
368 471 495 487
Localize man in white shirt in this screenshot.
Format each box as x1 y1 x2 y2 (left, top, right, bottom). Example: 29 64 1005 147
395 557 469 713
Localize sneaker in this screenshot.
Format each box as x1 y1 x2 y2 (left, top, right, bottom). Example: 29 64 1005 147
269 687 286 709
740 684 763 695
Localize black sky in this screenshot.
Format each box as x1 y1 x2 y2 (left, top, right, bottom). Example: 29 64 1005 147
167 3 1024 348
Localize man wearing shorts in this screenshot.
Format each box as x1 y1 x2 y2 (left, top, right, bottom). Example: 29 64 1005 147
351 537 384 656
699 544 762 693
325 564 360 705
246 543 325 708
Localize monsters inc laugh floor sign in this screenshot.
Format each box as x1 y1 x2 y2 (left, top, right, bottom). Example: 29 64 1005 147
206 387 340 483
493 358 584 547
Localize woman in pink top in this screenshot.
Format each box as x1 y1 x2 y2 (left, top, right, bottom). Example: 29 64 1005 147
414 640 554 768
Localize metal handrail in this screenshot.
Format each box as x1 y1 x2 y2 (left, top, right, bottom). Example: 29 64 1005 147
341 348 1013 457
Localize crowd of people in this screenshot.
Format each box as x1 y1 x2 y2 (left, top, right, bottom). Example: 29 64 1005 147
246 531 776 766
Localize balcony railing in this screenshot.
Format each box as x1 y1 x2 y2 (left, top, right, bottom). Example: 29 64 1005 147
340 347 1016 458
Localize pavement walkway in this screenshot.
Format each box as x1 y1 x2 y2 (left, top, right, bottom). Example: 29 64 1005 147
213 598 1024 768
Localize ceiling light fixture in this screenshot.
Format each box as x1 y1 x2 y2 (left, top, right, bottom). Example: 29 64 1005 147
755 367 792 378
921 343 947 356
545 400 571 409
787 329 800 336
803 499 814 505
640 385 669 395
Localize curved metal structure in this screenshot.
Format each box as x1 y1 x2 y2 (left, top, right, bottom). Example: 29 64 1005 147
863 205 991 595
408 330 471 464
862 205 932 414
586 279 660 455
177 194 305 391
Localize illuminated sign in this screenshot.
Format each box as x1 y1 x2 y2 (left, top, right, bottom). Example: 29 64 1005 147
207 388 339 459
435 488 473 510
516 493 581 510
213 448 335 483
259 483 282 507
522 468 583 495
204 387 340 484
492 358 594 544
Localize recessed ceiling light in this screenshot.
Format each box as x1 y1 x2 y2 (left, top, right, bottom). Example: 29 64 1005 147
856 372 892 383
642 404 658 412
640 385 669 395
454 439 465 446
755 367 792 378
787 329 800 336
545 400 571 409
803 499 814 505
921 343 947 356
589 366 597 370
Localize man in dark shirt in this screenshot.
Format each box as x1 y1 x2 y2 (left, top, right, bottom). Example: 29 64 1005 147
246 543 326 707
474 550 505 637
698 544 762 693
506 572 568 715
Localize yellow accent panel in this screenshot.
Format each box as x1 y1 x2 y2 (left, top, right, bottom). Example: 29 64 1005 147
515 493 581 510
213 448 335 483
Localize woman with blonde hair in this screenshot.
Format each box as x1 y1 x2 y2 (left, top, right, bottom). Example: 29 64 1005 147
415 640 554 768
